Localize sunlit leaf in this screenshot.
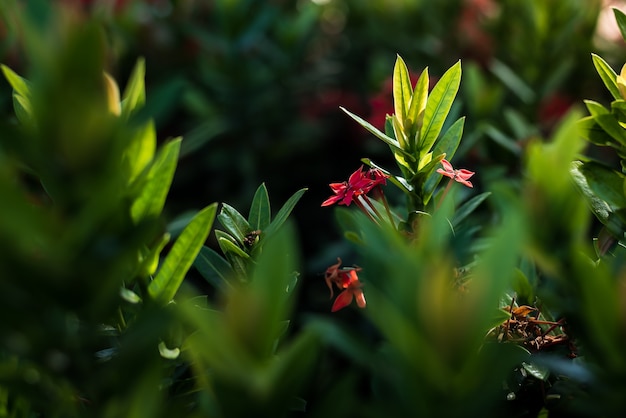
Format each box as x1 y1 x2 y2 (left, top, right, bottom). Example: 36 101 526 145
407 67 429 147
419 60 461 154
125 120 157 183
148 203 217 303
341 106 415 162
592 53 621 100
393 55 412 144
121 57 146 118
1 64 31 100
131 138 181 223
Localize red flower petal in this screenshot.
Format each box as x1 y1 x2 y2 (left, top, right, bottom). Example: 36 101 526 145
331 289 354 312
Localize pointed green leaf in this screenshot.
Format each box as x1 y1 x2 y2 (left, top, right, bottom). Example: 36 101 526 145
193 245 235 291
148 203 217 303
218 236 250 259
12 93 33 126
249 183 271 230
452 192 491 227
263 188 307 237
584 99 609 117
614 8 626 42
125 120 157 183
489 59 535 103
419 61 461 154
121 57 146 118
592 53 621 100
407 66 429 147
131 138 181 223
218 203 251 246
1 64 31 99
340 106 415 162
393 55 412 143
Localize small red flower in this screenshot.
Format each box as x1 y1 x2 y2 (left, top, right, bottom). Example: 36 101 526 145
436 159 475 188
321 166 388 207
324 258 366 312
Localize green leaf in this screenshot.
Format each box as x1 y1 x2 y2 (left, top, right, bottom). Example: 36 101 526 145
131 138 181 223
593 113 626 147
423 117 466 203
592 53 621 101
218 203 251 246
124 120 157 183
419 60 461 154
341 106 415 162
12 93 33 126
574 161 626 209
407 67 429 147
578 116 620 147
249 183 271 230
489 59 535 103
571 161 617 233
1 64 31 99
613 8 626 42
452 192 491 227
263 188 307 237
522 362 550 381
218 235 250 259
584 99 609 117
393 55 412 144
361 158 413 193
193 246 236 291
121 57 146 118
148 203 217 303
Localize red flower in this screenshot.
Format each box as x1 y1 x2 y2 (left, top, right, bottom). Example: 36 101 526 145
321 166 388 207
436 159 475 188
324 258 366 312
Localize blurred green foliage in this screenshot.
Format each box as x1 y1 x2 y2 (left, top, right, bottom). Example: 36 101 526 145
2 1 626 417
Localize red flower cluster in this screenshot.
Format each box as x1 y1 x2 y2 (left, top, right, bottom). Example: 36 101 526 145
324 258 366 312
321 166 388 207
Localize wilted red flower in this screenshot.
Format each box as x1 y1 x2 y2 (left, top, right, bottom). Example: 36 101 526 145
321 166 388 207
437 159 475 188
324 258 366 312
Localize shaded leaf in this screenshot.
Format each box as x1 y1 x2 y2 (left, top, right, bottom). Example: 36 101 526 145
452 192 491 227
218 203 250 246
249 183 271 230
263 188 307 237
614 8 626 43
193 245 235 291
